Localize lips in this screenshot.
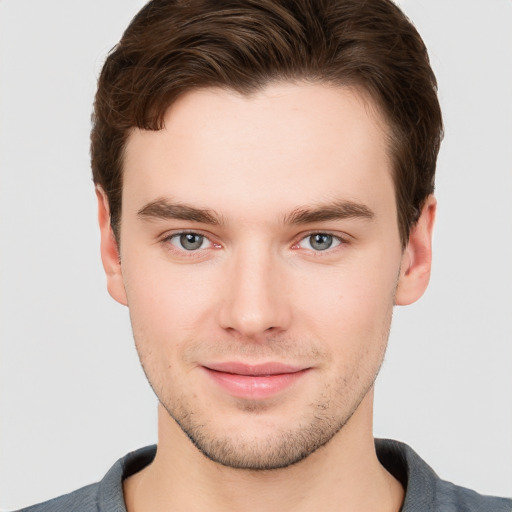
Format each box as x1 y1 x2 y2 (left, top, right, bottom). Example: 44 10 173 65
201 362 310 400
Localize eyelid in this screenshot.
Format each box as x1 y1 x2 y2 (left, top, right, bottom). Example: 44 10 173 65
160 229 222 253
169 233 211 250
292 230 350 251
160 228 217 242
158 228 349 254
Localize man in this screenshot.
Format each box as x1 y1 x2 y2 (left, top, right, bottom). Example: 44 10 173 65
11 0 511 511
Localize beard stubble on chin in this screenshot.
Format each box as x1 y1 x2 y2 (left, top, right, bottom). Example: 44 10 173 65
160 375 376 471
133 321 391 472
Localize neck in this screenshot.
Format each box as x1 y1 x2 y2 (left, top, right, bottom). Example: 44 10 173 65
124 390 403 512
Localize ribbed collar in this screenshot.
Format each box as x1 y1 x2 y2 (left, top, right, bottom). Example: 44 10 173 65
96 439 439 511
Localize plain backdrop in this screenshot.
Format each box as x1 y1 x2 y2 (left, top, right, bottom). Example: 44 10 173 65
1 0 511 509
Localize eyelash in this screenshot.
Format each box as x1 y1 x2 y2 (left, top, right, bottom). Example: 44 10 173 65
160 230 348 257
292 231 347 252
161 231 220 257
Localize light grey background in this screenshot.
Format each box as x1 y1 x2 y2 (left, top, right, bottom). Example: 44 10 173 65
1 1 511 509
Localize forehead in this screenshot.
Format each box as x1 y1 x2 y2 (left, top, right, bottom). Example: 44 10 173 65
122 82 394 220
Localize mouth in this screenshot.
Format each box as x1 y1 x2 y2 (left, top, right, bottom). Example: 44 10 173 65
201 362 311 400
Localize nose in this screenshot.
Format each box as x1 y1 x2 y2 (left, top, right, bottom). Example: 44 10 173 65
218 245 292 340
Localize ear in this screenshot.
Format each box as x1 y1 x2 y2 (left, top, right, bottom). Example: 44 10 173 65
395 195 436 306
96 186 128 306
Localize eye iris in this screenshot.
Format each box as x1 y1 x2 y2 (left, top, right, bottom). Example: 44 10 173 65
310 234 333 251
180 233 203 250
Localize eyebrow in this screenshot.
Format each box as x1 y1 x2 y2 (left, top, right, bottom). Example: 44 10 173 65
283 200 375 225
137 198 375 226
137 199 222 225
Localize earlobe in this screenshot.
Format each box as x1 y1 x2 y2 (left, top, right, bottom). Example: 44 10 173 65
395 195 437 306
96 187 128 306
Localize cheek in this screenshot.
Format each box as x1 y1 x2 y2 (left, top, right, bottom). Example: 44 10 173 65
293 254 398 348
123 267 218 397
122 257 220 350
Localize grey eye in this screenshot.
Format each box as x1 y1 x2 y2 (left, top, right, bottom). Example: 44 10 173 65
180 233 204 250
309 233 333 251
171 233 207 251
297 233 342 252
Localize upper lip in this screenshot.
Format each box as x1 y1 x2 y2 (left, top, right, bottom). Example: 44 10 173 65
203 362 308 376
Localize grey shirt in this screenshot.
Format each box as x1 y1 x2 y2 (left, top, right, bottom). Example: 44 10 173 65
15 439 512 511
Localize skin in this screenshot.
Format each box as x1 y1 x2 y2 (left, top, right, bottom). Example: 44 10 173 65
97 82 436 512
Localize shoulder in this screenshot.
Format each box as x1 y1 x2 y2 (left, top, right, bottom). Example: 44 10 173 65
435 478 512 512
375 439 512 512
13 483 100 512
11 445 157 512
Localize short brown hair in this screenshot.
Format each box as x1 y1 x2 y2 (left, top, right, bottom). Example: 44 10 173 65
91 0 443 247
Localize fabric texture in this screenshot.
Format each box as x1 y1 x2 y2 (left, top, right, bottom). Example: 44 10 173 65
14 439 512 512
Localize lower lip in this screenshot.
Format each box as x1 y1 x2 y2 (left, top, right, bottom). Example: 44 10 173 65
203 368 309 400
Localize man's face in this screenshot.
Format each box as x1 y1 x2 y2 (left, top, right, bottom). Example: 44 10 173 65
115 83 407 469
